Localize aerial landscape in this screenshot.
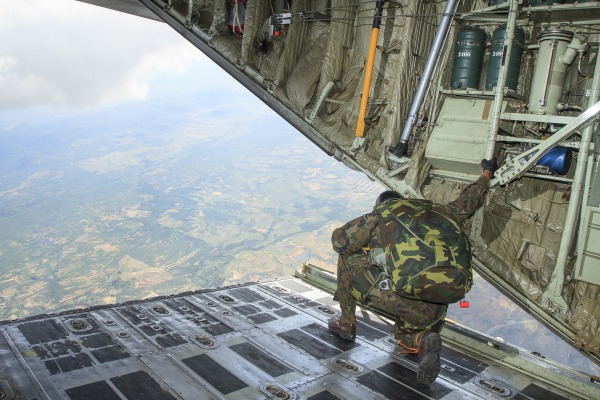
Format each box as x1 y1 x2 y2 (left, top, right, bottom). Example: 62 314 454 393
0 94 382 319
1 86 597 374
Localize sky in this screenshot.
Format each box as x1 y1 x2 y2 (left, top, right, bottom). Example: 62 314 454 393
0 0 237 110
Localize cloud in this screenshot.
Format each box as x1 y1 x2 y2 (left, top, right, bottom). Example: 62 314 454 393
0 0 219 109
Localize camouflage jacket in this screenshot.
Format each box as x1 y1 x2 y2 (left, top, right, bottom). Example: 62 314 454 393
332 175 489 256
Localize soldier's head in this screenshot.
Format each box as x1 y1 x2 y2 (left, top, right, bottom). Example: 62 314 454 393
375 190 402 206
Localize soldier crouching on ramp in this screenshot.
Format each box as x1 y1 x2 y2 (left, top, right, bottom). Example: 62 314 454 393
328 159 498 385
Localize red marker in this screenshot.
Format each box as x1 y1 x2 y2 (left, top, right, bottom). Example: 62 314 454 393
459 300 470 308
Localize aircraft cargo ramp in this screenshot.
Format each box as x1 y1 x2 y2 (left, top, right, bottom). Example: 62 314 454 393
1 266 599 400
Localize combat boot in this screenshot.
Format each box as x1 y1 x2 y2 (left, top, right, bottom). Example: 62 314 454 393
328 317 356 341
416 331 442 384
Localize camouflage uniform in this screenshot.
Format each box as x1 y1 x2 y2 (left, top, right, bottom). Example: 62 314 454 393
332 176 489 346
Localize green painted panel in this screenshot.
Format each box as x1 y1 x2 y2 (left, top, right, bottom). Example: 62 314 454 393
575 206 600 285
425 98 501 175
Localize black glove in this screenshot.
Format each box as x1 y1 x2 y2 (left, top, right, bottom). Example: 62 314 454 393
481 157 498 176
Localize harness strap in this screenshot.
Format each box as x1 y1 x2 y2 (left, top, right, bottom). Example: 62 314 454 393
396 339 418 355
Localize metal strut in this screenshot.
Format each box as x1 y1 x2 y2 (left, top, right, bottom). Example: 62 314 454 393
490 100 600 187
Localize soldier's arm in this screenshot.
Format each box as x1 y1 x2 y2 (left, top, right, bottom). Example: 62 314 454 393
440 159 497 223
441 175 490 223
331 213 379 254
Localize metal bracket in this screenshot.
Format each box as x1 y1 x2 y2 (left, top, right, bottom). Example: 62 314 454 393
305 81 335 123
540 291 569 317
235 59 246 70
387 153 410 166
350 137 366 153
384 41 402 54
264 80 277 94
273 12 292 25
0 380 15 400
490 100 600 186
386 158 411 178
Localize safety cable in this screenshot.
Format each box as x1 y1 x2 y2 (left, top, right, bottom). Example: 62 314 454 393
232 1 241 33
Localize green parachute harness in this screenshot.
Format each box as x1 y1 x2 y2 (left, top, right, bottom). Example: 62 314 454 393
352 198 473 305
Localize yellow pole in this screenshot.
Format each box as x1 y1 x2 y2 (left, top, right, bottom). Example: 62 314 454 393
355 28 380 138
355 0 384 138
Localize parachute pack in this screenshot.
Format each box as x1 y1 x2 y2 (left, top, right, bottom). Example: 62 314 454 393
373 198 473 304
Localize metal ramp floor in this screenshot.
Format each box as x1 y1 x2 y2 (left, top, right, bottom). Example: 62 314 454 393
1 276 598 399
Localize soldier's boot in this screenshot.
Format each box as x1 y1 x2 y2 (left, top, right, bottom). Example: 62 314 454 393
328 317 356 341
416 331 442 385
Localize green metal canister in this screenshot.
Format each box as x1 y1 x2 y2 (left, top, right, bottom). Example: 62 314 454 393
485 25 525 91
450 26 487 89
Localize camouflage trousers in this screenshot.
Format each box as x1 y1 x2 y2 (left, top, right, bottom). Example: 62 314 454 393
335 252 447 343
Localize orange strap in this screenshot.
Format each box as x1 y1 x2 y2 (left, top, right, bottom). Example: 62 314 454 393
396 340 418 355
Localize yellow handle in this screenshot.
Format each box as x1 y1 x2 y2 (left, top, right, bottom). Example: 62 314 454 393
355 27 379 138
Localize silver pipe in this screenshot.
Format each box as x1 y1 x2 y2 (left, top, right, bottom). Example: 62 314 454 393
392 0 459 156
